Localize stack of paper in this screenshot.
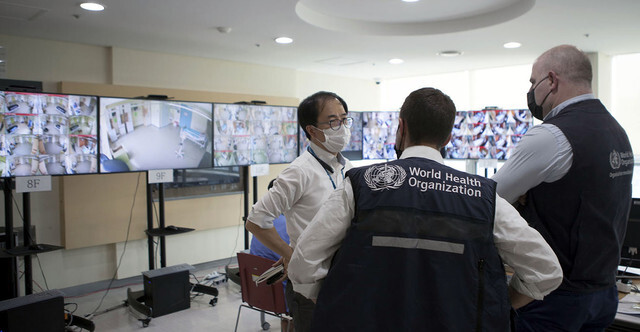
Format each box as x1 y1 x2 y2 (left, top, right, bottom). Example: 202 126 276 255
254 265 284 286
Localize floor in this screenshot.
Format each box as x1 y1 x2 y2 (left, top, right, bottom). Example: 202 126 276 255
60 259 287 332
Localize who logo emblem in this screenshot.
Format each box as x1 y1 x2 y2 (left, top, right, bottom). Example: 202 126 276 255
364 164 406 191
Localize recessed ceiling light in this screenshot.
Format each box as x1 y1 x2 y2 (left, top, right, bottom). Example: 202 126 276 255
402 0 420 2
503 42 522 49
274 37 293 44
80 2 105 11
389 58 404 65
437 50 462 57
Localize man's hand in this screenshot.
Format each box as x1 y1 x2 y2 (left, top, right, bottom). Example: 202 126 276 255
509 286 534 310
273 246 294 283
517 193 528 206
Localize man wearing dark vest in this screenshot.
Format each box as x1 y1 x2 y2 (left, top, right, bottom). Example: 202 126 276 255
492 45 634 331
288 87 562 331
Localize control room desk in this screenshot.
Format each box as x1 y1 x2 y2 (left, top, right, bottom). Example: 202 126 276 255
609 281 640 331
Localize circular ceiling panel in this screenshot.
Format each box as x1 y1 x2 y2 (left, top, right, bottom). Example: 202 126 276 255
295 0 535 36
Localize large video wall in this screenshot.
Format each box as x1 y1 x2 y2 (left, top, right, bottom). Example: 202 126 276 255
0 90 533 177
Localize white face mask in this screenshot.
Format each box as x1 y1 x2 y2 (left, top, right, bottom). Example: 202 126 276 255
319 125 351 153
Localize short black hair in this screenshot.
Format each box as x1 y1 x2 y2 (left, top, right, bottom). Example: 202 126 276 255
297 91 348 139
268 178 276 190
399 88 456 148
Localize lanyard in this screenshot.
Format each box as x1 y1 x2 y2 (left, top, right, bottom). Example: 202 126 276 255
307 146 344 190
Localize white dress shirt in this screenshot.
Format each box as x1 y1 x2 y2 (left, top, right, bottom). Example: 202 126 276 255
288 145 562 300
492 94 596 203
247 142 352 248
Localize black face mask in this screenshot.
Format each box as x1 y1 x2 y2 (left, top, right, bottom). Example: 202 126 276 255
527 76 552 121
394 122 404 159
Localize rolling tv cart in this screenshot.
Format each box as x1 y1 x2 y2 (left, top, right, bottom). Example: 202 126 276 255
123 173 219 327
1 177 63 301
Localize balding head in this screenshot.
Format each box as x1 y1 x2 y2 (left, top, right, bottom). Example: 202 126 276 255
535 45 592 89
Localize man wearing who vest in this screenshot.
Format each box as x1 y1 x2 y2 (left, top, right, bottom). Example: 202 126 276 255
493 45 634 331
288 87 563 331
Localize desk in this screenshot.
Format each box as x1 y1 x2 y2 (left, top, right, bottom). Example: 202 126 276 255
609 279 640 331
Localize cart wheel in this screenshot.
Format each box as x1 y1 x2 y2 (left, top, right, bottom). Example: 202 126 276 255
262 321 270 330
139 318 151 328
209 297 218 306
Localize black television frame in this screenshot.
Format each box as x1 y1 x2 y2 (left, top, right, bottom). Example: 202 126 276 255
213 102 298 167
98 96 214 174
1 90 100 177
620 198 640 270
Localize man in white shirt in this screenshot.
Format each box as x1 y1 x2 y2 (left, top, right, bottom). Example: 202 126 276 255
288 87 562 331
246 91 354 332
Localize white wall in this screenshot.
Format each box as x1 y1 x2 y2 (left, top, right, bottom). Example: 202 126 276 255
612 53 640 154
381 64 531 112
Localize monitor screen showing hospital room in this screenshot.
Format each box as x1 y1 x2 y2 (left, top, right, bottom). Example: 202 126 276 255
0 91 98 177
362 111 400 160
213 103 298 166
298 111 363 160
99 97 213 173
444 109 533 160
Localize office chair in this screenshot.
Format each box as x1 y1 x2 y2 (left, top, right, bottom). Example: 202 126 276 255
234 252 292 332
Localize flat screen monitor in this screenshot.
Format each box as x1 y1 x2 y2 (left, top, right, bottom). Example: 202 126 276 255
362 111 399 160
213 103 298 166
621 198 640 270
99 97 213 173
298 111 363 160
444 109 533 160
0 91 98 176
632 163 640 199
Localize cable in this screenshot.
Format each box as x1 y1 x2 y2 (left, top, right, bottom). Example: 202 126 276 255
152 196 160 268
223 194 244 268
65 302 79 315
35 254 49 290
11 194 50 291
86 172 142 318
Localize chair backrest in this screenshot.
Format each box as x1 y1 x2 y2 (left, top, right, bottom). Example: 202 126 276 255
237 252 287 314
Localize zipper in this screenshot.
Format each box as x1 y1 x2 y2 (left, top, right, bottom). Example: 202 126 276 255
476 259 485 332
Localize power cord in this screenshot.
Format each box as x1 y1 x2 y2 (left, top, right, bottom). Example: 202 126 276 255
86 172 142 318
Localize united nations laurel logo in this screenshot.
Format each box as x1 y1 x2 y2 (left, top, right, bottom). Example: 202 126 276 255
364 164 406 191
610 150 621 170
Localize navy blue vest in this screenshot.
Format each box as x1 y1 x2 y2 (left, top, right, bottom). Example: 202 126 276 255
311 157 510 332
519 99 633 292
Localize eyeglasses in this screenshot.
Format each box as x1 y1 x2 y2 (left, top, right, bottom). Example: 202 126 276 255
317 117 354 130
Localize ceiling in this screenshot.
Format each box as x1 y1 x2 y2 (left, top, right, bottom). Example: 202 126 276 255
1 0 639 81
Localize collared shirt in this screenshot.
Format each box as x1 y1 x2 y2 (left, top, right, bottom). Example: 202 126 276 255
492 94 596 203
247 142 352 248
288 145 563 300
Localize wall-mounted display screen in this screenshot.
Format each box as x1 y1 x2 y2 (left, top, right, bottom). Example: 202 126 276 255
444 109 533 160
0 91 98 176
99 98 213 173
362 111 399 160
298 111 363 160
213 104 298 166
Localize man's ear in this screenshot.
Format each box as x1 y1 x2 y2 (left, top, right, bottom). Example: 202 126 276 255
548 71 559 92
306 124 322 142
443 133 452 147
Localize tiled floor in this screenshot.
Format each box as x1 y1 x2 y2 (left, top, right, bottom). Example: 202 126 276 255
61 260 287 331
